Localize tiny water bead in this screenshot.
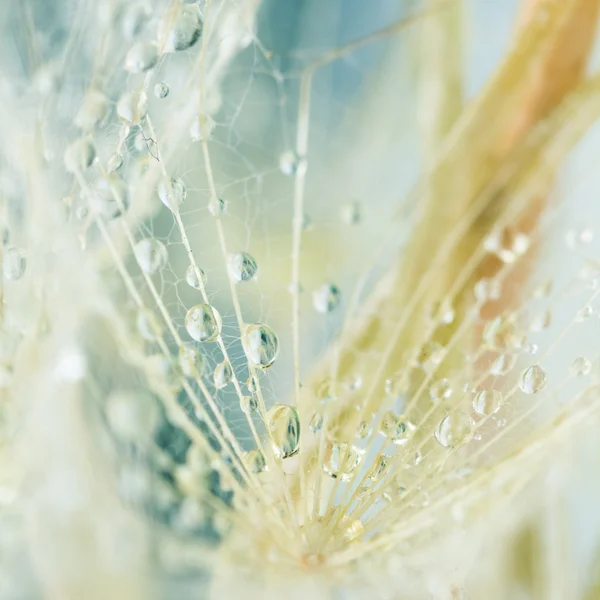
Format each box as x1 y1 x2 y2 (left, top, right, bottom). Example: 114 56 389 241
519 365 547 394
75 90 109 130
190 114 216 142
2 248 26 281
158 176 186 212
117 90 148 124
473 389 503 416
530 310 551 332
322 440 362 481
125 42 159 73
162 3 204 53
134 238 168 274
213 360 232 389
242 323 279 368
136 309 161 341
107 152 124 173
309 412 323 433
429 378 452 401
154 81 170 99
228 252 258 282
185 264 207 290
266 404 300 459
489 353 517 376
379 411 414 445
64 137 96 172
185 304 222 343
178 344 205 378
341 201 362 225
245 449 267 474
429 299 455 325
245 375 258 393
435 412 474 448
570 357 592 377
90 174 130 219
313 283 341 313
576 305 594 321
240 396 258 414
208 197 227 217
279 151 300 176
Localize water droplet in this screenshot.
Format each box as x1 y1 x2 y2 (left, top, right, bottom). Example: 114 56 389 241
3 248 26 281
162 4 204 53
483 314 523 351
158 176 186 212
117 90 148 124
154 81 170 99
309 413 323 433
228 252 258 282
473 389 503 415
208 197 227 217
134 238 168 274
106 391 159 442
242 323 279 368
266 404 300 459
136 309 161 341
75 90 109 130
121 2 152 38
279 151 300 175
474 278 501 302
240 395 258 414
190 114 215 141
322 439 362 481
378 411 414 445
246 449 266 473
367 455 389 482
107 152 124 173
530 310 551 332
430 378 452 401
64 137 96 172
576 305 594 321
435 413 474 448
570 356 591 377
429 299 455 325
179 344 205 378
341 201 361 225
343 518 364 541
519 365 546 394
213 360 232 389
416 341 446 371
313 283 341 313
185 264 207 289
356 420 372 439
90 174 130 219
489 353 516 376
125 42 159 73
245 374 258 393
185 304 222 342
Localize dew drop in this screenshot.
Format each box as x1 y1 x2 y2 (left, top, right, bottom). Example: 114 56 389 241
240 395 258 414
154 81 170 99
474 278 501 302
178 344 205 378
309 412 323 433
356 420 372 439
245 375 258 393
185 304 222 342
208 197 227 217
134 238 168 274
530 310 551 332
162 4 204 53
213 360 232 389
430 378 452 401
576 305 594 321
570 357 591 377
75 90 109 130
117 90 148 124
242 323 279 368
246 449 266 474
158 176 186 212
185 264 207 289
416 341 446 371
489 353 516 376
322 439 362 481
3 248 26 281
228 252 258 282
279 151 300 176
473 389 503 416
125 42 159 73
266 404 300 459
64 137 96 172
190 114 215 141
519 365 546 394
136 309 161 341
107 152 124 173
429 299 455 325
313 283 341 313
435 413 474 448
378 411 414 445
341 201 361 225
90 174 130 219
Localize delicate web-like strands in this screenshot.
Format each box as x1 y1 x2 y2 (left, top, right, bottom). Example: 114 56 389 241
2 1 600 599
